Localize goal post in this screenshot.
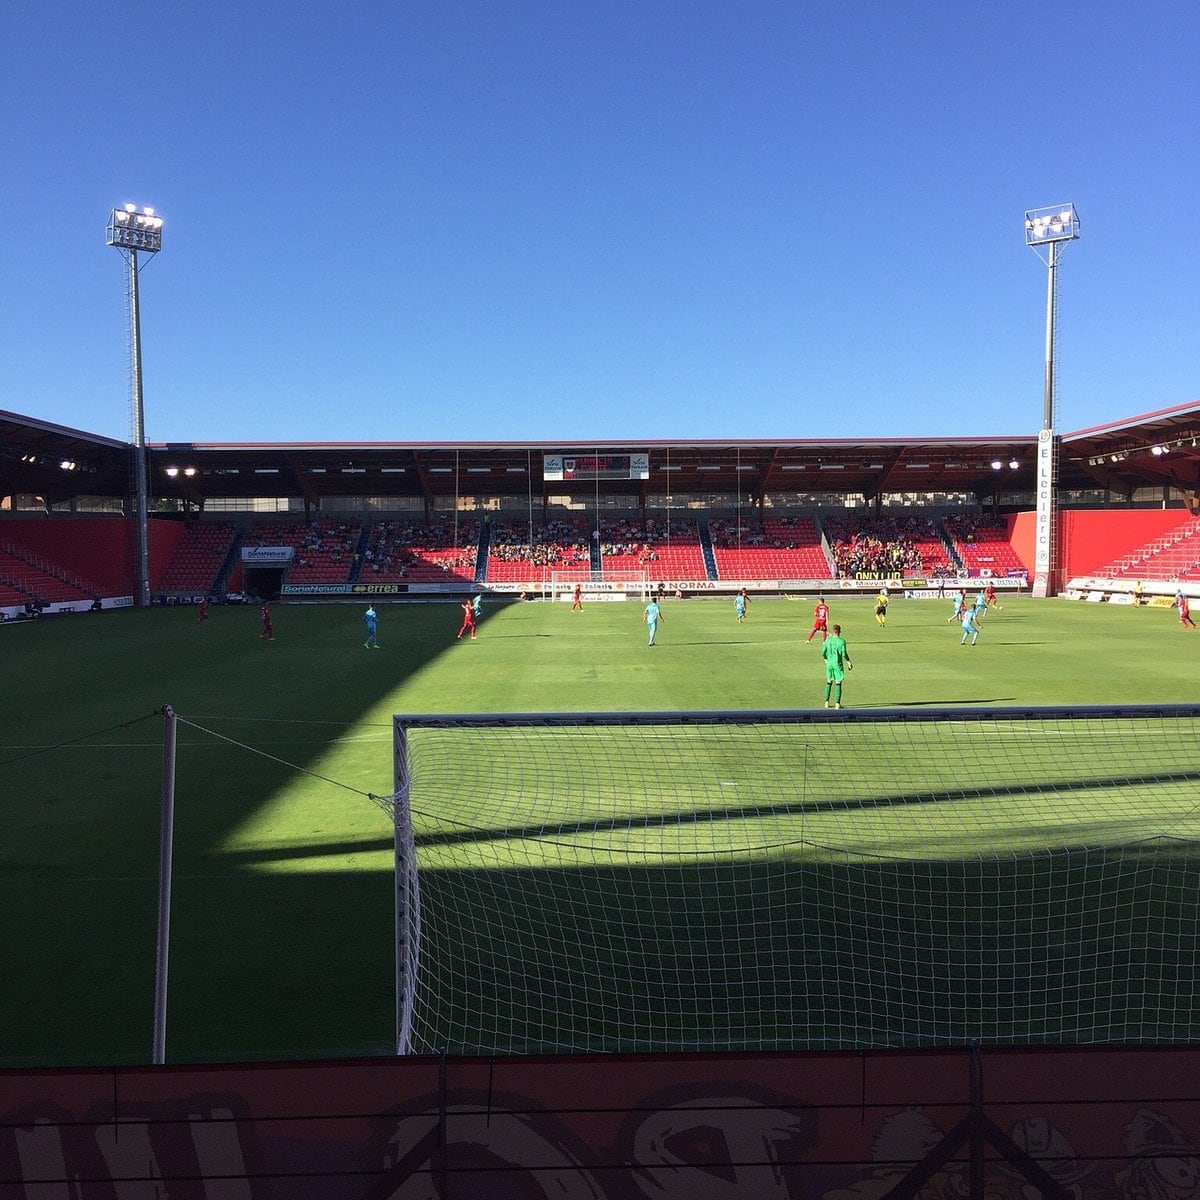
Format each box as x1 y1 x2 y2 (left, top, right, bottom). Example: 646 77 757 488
389 705 1200 1056
547 568 650 602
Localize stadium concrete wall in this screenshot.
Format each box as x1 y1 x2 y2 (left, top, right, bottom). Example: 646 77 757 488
2 1045 1197 1197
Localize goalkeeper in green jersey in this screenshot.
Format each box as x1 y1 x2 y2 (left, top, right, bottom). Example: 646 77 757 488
821 624 852 708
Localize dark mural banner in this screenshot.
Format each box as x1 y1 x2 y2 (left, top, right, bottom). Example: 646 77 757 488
2 1045 1198 1198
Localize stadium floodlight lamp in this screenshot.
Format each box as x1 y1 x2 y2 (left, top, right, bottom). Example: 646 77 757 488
1024 204 1079 246
991 460 1003 470
107 205 164 253
1009 459 1019 469
165 466 179 477
1152 446 1165 456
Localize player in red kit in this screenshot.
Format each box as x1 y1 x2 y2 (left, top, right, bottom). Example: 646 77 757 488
457 599 477 640
196 597 209 626
806 597 830 644
572 584 583 611
1176 592 1196 629
259 602 274 641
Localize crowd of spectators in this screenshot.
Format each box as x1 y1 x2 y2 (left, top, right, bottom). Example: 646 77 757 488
364 519 478 576
290 520 358 570
599 519 659 562
488 520 590 567
825 515 945 577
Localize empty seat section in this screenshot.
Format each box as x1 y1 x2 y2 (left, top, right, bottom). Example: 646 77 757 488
710 516 830 579
161 522 238 592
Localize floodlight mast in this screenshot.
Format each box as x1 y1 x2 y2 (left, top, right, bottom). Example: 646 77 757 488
107 205 164 608
1024 204 1079 598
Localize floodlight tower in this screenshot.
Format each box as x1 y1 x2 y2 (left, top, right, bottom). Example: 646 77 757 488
1024 203 1079 597
107 204 164 607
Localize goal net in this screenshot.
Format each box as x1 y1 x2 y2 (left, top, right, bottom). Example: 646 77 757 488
548 568 650 601
388 706 1200 1056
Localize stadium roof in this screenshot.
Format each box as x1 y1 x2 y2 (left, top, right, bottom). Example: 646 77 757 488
2 403 1199 509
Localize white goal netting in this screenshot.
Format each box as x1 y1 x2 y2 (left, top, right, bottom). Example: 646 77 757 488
387 706 1200 1056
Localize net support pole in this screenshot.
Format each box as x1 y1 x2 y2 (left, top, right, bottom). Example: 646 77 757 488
152 704 177 1065
393 722 420 1054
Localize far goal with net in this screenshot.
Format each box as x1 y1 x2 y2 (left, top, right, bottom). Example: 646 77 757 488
547 568 650 602
387 705 1200 1056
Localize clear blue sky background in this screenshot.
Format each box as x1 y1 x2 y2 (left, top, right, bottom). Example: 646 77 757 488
3 2 1196 445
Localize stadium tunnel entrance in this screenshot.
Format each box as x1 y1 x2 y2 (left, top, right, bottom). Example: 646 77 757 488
242 565 286 600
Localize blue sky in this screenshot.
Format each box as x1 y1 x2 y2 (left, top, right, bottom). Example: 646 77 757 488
3 2 1196 445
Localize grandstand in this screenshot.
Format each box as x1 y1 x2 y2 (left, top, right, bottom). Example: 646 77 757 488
159 521 239 593
708 515 830 579
485 518 590 583
945 514 1030 577
242 518 362 584
363 518 479 583
1094 517 1200 581
0 540 95 604
824 512 955 579
597 517 706 582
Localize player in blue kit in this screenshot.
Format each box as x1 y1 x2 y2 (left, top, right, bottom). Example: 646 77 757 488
363 605 379 648
644 598 662 646
960 601 982 646
735 590 748 622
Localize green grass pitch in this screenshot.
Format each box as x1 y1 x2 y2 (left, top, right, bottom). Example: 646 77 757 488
2 593 1197 1066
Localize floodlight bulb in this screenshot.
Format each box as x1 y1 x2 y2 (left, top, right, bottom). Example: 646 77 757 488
183 467 197 476
124 203 136 212
1009 460 1019 469
991 460 1002 470
1152 446 1164 456
143 207 154 216
165 467 179 477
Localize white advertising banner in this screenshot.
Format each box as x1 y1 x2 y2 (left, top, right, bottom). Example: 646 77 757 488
1032 428 1054 597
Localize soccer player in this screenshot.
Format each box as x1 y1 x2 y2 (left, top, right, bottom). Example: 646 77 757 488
196 597 209 627
472 593 483 619
572 584 583 611
364 605 379 648
960 601 982 646
821 623 852 708
948 589 966 623
259 602 274 641
1176 591 1196 629
456 599 476 640
735 589 748 623
874 588 889 627
644 597 661 646
806 597 830 643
